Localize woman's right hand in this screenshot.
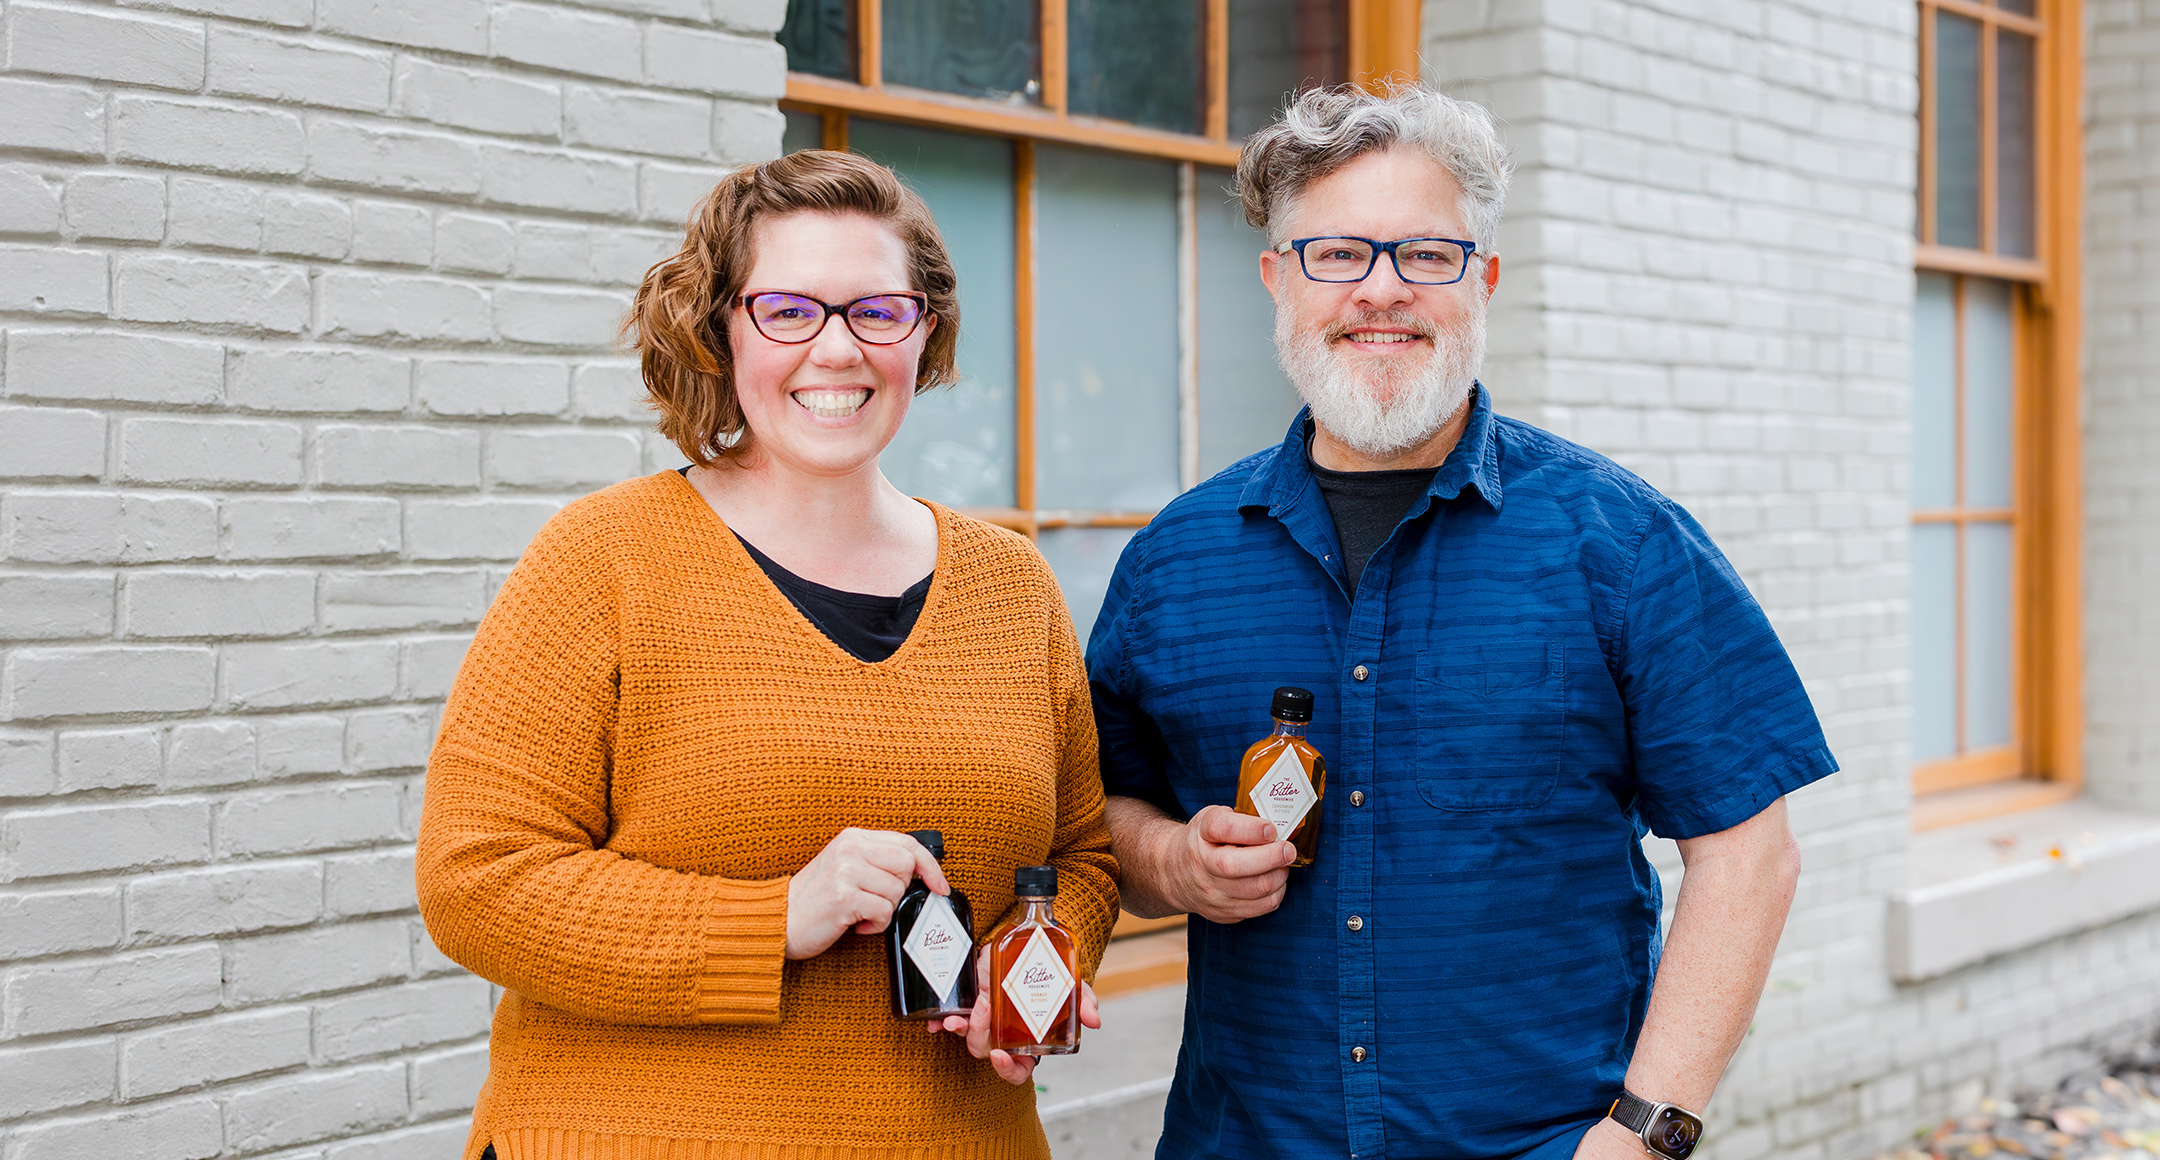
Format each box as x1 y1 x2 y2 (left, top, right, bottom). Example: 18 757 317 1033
784 828 949 960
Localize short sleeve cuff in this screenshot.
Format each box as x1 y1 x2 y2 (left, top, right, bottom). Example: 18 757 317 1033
1640 745 1839 840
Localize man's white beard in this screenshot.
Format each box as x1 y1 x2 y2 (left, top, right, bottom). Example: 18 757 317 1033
1274 294 1487 460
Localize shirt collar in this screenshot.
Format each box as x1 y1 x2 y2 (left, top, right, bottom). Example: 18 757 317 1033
1239 382 1504 516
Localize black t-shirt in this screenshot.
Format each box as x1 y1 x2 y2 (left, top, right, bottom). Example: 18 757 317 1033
677 467 931 663
734 533 932 663
1307 449 1438 592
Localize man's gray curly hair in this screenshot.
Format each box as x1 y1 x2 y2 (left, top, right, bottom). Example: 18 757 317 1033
1237 84 1514 256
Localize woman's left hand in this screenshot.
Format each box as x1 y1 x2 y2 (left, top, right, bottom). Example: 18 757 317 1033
929 952 1101 1085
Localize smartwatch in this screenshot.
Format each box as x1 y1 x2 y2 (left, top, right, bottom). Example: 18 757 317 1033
1608 1090 1703 1160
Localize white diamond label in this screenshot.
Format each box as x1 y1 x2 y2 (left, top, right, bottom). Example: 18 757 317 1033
903 893 972 1001
1248 747 1316 840
1000 927 1074 1042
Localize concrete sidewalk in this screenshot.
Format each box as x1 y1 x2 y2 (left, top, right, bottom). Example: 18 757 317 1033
1034 984 1187 1159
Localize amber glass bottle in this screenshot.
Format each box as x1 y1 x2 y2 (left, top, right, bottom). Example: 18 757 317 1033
1233 686 1326 867
886 829 977 1020
986 865 1080 1056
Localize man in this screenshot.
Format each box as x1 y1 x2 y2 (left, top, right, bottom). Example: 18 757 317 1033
1086 86 1836 1160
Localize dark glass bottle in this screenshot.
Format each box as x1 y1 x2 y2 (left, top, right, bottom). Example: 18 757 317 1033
1232 686 1326 867
988 864 1080 1056
886 829 977 1020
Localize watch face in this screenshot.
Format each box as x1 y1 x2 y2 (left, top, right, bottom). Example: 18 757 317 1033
1652 1107 1702 1159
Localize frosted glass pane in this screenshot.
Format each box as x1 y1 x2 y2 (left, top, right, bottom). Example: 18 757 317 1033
1227 0 1347 139
1067 0 1203 134
782 111 822 155
1963 278 2014 509
1934 11 1981 249
1912 524 1958 762
1033 146 1180 511
1197 166 1299 477
779 0 854 81
1964 521 2014 750
851 120 1018 507
882 0 1039 104
1997 31 2036 258
1037 526 1136 637
1912 272 1956 510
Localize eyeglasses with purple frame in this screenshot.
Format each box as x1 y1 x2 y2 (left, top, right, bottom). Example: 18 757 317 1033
738 291 930 345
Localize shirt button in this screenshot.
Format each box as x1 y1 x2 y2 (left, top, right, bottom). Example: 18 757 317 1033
1353 664 1369 681
1347 915 1364 932
1352 1046 1368 1062
1350 790 1364 807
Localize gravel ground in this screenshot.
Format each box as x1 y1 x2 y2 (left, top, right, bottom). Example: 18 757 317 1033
1878 1048 2160 1160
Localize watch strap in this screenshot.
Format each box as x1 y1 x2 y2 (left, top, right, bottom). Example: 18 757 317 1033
1610 1090 1655 1135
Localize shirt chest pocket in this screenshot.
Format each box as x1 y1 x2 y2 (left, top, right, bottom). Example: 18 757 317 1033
1414 641 1565 812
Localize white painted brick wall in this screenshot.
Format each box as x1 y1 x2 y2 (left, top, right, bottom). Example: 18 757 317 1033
2084 0 2160 813
1425 4 2160 1160
0 0 784 1153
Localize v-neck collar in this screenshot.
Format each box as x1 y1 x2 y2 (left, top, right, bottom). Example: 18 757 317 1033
666 470 950 671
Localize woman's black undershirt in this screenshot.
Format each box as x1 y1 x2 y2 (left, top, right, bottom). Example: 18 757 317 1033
678 467 932 662
734 533 931 663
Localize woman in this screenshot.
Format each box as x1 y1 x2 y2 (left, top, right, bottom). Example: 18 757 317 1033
416 149 1118 1160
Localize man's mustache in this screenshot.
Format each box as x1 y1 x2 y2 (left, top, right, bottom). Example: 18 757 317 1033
1322 311 1438 344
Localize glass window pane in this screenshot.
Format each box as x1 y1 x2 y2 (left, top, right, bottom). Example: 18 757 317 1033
1997 30 2036 258
1963 278 2014 509
1036 526 1136 636
1198 165 1299 477
1912 272 1957 510
782 110 823 154
882 0 1040 104
1068 0 1204 134
779 0 855 81
850 120 1019 508
1033 146 1181 511
1997 0 2034 15
1912 523 1958 762
1934 11 1982 249
1964 521 2014 750
1227 0 1347 139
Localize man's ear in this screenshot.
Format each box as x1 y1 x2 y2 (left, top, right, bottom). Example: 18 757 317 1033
1259 247 1285 302
1481 254 1501 298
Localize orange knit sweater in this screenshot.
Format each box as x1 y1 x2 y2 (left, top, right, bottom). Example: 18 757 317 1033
416 472 1120 1160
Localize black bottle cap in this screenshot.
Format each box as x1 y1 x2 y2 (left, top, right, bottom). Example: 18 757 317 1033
1272 686 1314 722
909 830 945 861
1013 865 1057 896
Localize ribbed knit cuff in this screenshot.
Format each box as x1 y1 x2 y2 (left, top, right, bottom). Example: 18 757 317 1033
697 876 792 1024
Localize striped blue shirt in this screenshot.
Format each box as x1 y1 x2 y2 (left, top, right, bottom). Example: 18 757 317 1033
1085 386 1836 1160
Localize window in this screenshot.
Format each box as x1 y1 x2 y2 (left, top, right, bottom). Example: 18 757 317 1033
778 0 1417 628
778 0 1419 979
1910 0 2082 829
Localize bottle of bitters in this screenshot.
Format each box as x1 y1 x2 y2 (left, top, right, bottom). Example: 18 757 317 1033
1233 686 1326 867
886 829 977 1020
987 865 1080 1056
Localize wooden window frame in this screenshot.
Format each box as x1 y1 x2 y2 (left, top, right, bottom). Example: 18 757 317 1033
1910 0 2082 832
781 0 1418 538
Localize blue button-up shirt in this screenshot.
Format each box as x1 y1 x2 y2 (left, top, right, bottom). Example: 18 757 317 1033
1085 387 1837 1160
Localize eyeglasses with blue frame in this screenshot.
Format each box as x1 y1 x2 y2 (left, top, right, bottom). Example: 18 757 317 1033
1278 236 1480 286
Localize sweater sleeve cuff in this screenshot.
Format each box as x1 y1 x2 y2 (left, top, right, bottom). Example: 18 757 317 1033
696 876 792 1024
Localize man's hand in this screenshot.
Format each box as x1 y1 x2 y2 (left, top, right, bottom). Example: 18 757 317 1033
1574 1115 1649 1160
1103 797 1295 923
784 828 947 960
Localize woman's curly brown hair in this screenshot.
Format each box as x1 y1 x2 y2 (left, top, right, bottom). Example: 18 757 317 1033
624 149 961 467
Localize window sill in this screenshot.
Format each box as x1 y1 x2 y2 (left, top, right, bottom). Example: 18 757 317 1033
1888 796 2160 982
